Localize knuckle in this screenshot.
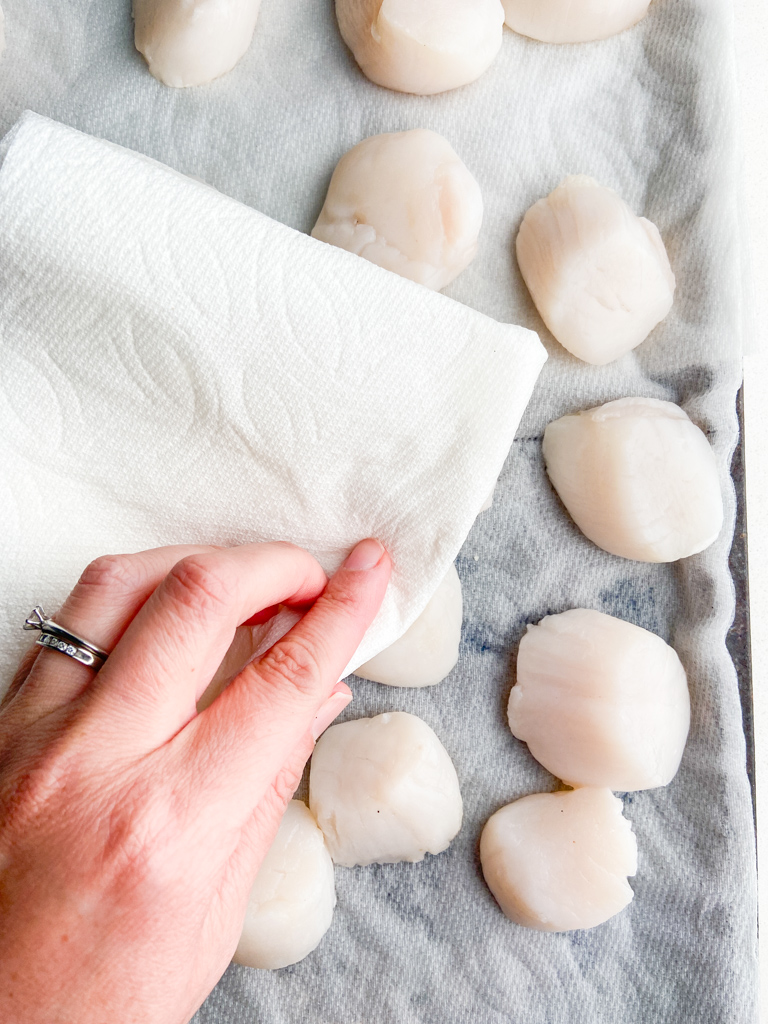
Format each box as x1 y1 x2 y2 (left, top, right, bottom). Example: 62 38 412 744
318 586 360 618
165 555 231 619
101 781 183 891
77 553 141 596
258 637 322 697
0 744 74 839
268 540 301 554
269 762 306 809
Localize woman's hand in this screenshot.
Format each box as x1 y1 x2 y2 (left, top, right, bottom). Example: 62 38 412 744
0 539 391 1024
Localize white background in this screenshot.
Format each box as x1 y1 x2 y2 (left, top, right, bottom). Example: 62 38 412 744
734 0 767 1016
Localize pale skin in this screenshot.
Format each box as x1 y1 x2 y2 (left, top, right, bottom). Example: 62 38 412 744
0 538 391 1024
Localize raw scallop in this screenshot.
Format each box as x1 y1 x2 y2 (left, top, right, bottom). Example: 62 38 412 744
309 712 463 867
233 801 335 970
516 176 675 365
134 0 262 88
312 130 483 291
502 0 651 43
336 0 504 95
543 397 723 562
354 564 463 686
509 608 690 790
480 788 637 931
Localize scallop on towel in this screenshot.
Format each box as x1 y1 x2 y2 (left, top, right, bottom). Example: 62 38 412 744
480 788 637 931
312 130 483 291
233 801 336 970
509 608 690 791
542 397 723 562
516 176 675 365
133 0 262 87
336 0 504 95
502 0 652 44
309 712 463 867
354 565 463 687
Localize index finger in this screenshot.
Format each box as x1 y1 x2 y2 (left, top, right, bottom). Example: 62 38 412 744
182 538 391 811
83 542 329 752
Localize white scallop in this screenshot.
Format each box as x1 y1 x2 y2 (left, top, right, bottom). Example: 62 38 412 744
133 0 262 88
312 130 483 291
309 712 463 867
502 0 651 44
336 0 504 95
516 176 675 365
233 801 335 971
480 788 637 931
509 608 690 790
543 397 723 562
354 564 463 687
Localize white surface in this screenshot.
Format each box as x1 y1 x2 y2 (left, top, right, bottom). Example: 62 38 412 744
736 0 768 1016
0 112 545 687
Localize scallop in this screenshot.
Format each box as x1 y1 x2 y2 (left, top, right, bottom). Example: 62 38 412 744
309 712 463 867
516 176 675 365
133 0 262 88
354 564 463 686
509 609 690 790
480 788 637 931
233 801 335 970
312 130 483 291
336 0 504 95
502 0 651 44
543 397 723 562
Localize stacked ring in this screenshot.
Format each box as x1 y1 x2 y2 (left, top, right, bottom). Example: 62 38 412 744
23 606 109 670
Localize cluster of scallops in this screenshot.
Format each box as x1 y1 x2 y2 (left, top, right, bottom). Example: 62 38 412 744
1 0 722 977
220 0 723 969
237 559 703 967
130 0 655 92
233 235 720 964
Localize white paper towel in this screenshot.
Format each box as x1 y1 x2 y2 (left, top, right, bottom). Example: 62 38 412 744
0 111 545 682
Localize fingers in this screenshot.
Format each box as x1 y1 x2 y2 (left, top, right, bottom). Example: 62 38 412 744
6 546 219 725
0 645 40 712
85 543 329 750
196 607 302 712
181 538 391 814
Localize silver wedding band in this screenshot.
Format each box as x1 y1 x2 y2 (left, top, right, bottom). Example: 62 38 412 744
23 606 109 670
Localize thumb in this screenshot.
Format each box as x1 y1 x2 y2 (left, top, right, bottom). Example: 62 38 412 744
182 538 391 811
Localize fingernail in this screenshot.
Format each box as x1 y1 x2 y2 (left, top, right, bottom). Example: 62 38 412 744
343 538 385 572
312 689 353 741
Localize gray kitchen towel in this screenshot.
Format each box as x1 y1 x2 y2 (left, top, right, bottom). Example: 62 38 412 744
0 0 756 1022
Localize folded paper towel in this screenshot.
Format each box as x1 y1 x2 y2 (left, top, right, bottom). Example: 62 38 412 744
0 112 545 684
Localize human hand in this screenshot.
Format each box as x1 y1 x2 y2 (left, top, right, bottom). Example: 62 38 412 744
0 539 391 1024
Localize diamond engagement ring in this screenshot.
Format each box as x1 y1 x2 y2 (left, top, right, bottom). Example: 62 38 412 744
23 607 109 670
